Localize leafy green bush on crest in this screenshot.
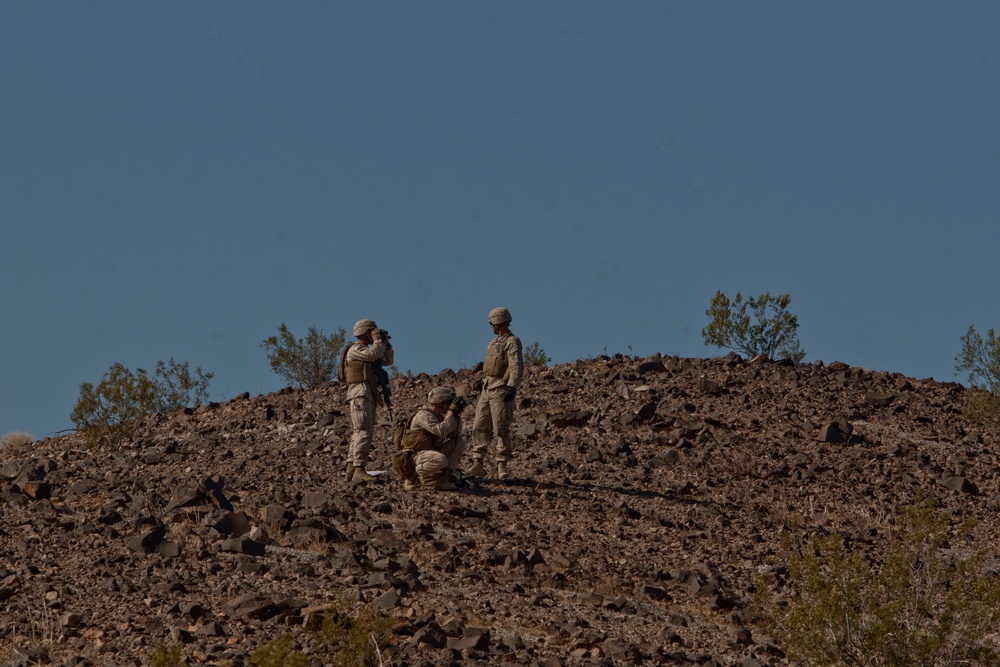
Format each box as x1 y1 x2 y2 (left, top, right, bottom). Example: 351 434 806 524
524 342 552 367
702 291 805 362
262 323 346 388
70 359 213 449
956 325 1000 393
956 325 1000 429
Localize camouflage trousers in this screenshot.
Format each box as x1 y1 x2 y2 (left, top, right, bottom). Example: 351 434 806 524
414 437 466 485
471 387 514 463
348 396 376 468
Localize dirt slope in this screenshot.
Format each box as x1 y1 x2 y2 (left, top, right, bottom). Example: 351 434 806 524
0 353 995 666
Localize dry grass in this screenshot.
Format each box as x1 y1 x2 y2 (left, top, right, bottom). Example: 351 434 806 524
0 431 34 456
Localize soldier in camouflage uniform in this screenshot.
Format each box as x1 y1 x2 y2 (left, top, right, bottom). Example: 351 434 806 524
468 307 523 480
338 319 394 483
397 387 468 491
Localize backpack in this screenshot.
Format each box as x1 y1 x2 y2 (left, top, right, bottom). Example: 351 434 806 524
394 412 433 452
393 414 412 449
391 414 419 482
336 345 351 384
391 449 417 482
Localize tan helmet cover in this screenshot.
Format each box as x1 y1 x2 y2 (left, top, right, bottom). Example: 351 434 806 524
353 319 377 336
487 307 512 325
428 387 456 404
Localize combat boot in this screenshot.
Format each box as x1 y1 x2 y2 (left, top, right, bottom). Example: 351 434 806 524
466 460 487 477
433 476 458 491
497 461 510 480
345 462 356 482
403 479 417 491
351 468 382 485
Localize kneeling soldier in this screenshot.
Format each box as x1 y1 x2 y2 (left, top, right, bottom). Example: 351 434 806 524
397 387 468 491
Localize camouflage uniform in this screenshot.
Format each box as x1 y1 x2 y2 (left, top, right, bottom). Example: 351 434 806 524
409 406 466 490
394 387 467 491
343 320 394 479
470 308 523 479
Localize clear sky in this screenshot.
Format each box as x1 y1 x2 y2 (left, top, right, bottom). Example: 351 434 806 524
2 2 998 439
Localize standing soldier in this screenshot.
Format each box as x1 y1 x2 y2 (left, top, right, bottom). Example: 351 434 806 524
395 387 468 491
468 307 523 479
338 319 394 483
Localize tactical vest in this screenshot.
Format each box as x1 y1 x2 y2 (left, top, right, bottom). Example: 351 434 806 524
399 411 434 452
338 344 378 384
483 339 509 380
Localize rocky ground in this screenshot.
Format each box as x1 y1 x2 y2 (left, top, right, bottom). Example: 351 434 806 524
1 353 997 666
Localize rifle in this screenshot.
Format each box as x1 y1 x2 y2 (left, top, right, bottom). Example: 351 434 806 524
371 328 393 418
375 363 392 420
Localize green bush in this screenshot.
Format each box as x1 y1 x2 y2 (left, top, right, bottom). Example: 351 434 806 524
956 326 1000 430
248 633 308 667
70 359 213 449
262 323 346 388
524 342 552 367
308 603 396 667
149 642 185 667
754 499 1000 666
956 325 1000 394
702 291 805 362
961 388 1000 431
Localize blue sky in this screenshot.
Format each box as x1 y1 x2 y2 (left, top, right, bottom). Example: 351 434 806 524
2 2 998 439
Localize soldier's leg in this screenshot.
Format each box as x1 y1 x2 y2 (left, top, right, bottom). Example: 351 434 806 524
492 392 514 479
414 450 455 490
348 397 376 469
492 392 513 460
468 392 493 475
441 436 467 472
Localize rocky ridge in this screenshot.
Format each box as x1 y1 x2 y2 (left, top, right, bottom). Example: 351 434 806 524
0 352 996 666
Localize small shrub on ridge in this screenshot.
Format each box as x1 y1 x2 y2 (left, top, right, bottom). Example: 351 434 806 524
70 359 212 449
524 342 551 367
262 323 346 388
702 291 805 362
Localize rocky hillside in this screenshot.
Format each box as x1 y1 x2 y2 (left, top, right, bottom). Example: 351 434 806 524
0 353 996 666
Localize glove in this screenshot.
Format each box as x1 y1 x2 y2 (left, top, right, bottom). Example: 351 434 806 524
502 386 517 403
449 397 468 414
371 328 384 341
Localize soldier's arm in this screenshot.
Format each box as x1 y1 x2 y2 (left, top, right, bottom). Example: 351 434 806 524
351 340 387 362
412 411 458 438
506 337 524 389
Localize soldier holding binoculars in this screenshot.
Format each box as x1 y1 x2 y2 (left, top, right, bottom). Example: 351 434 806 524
338 319 394 483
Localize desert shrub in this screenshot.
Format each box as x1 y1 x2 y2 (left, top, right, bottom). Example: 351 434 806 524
1 431 33 450
248 633 308 667
956 326 1000 430
262 323 346 388
962 389 1000 431
956 325 1000 394
149 642 185 667
702 291 805 362
753 499 1000 666
308 603 396 667
70 359 213 449
150 358 213 414
524 342 552 367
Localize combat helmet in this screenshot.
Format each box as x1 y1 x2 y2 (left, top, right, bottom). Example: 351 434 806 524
353 319 377 336
487 307 512 325
428 387 456 404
